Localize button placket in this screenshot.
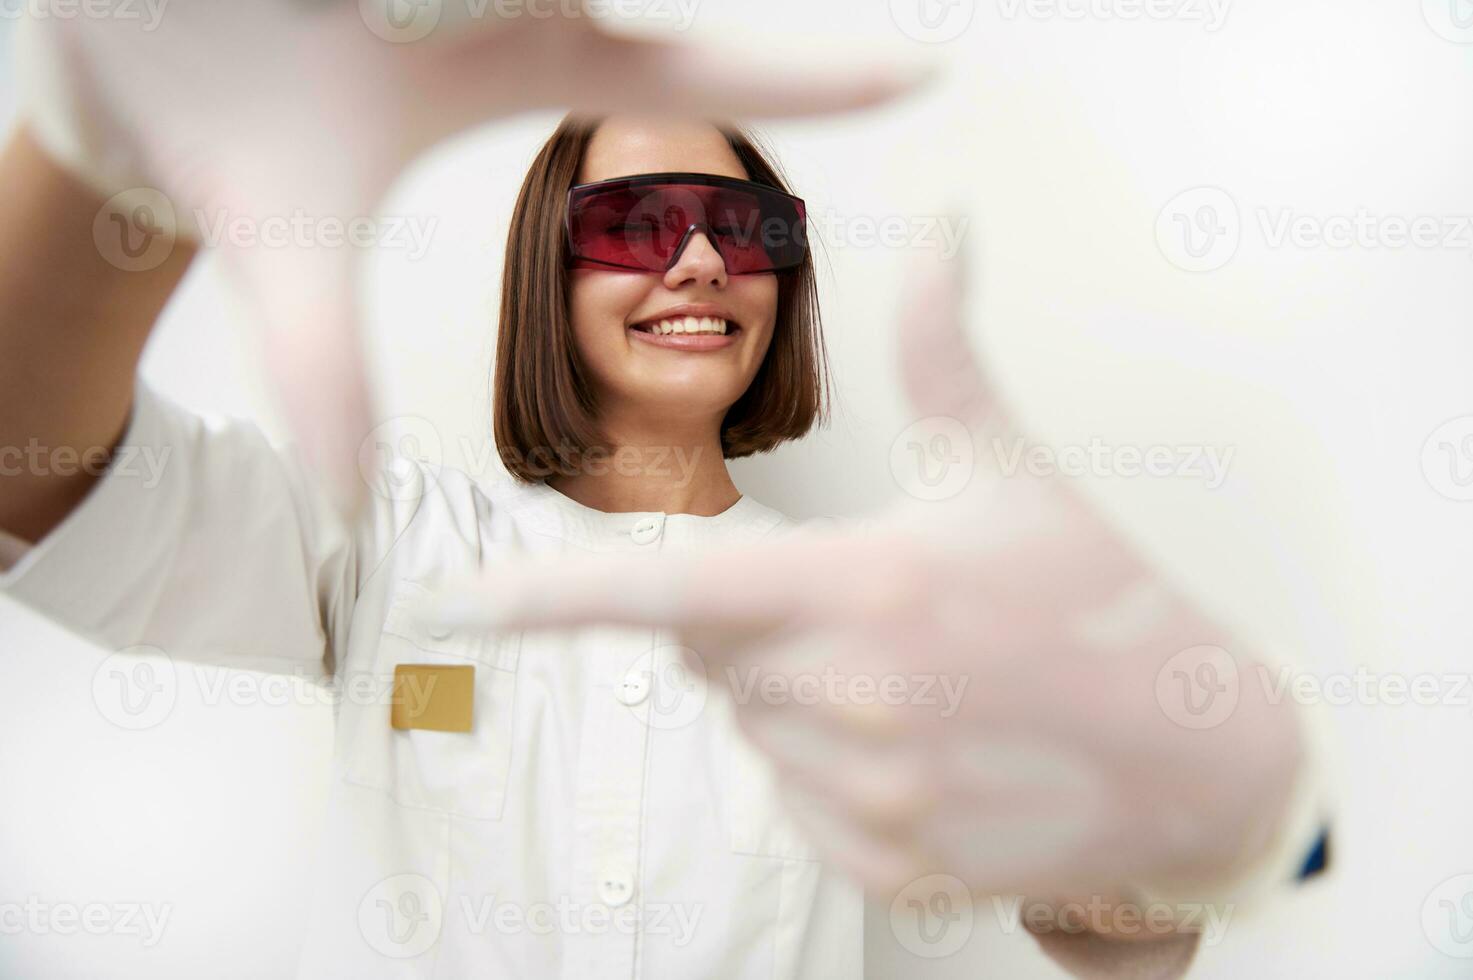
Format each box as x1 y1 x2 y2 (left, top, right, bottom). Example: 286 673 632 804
562 628 655 980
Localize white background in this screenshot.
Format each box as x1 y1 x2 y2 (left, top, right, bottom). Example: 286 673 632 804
3 0 1473 976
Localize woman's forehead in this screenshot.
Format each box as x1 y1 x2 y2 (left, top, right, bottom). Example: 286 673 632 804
578 116 749 184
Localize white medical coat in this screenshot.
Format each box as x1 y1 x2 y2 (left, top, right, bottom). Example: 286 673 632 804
0 381 861 979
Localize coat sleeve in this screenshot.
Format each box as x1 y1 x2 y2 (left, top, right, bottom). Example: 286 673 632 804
0 377 418 680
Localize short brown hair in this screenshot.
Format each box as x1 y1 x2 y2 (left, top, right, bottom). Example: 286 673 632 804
492 114 829 484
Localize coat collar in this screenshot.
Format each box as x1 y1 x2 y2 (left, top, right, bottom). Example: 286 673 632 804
498 479 788 553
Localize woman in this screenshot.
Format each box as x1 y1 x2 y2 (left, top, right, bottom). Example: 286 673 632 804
0 110 856 978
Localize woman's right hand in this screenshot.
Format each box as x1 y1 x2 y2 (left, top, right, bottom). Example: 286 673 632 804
15 0 933 515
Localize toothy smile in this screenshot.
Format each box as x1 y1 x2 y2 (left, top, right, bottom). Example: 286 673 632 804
631 315 732 336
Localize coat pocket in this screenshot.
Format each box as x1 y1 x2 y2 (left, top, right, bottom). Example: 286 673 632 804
343 579 521 820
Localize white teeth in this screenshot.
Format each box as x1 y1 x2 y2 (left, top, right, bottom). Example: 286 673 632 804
641 316 731 336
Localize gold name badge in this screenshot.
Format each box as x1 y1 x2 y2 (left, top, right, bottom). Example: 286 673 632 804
391 664 475 733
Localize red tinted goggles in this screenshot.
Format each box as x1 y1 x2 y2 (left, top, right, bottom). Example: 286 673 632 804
565 172 809 275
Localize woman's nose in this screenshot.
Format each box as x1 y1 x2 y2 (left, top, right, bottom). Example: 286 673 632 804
664 228 728 288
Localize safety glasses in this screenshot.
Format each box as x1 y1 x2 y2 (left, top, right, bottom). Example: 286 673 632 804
565 172 808 275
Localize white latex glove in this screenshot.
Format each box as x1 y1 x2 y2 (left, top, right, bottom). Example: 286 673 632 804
15 0 931 514
418 247 1322 909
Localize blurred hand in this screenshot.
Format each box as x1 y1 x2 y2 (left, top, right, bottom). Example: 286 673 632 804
16 0 930 513
420 248 1308 902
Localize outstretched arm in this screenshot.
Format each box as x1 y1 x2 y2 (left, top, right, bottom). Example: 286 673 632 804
0 124 196 543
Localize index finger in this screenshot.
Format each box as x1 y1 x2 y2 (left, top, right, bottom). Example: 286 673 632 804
411 529 856 635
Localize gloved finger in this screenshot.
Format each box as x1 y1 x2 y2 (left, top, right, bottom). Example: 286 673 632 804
222 235 379 519
896 236 994 431
554 27 938 121
412 527 893 634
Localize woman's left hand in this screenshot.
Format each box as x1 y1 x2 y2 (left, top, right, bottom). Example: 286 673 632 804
18 0 932 515
419 249 1313 911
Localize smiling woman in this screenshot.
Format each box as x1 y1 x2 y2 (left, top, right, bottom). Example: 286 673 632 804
0 108 863 979
494 114 829 509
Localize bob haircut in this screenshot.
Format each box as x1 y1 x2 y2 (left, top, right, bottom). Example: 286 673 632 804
493 113 829 484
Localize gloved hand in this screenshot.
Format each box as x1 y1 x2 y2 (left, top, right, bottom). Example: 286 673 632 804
15 0 931 515
418 247 1322 908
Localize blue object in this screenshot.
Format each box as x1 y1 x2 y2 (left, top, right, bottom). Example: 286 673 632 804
1297 828 1330 880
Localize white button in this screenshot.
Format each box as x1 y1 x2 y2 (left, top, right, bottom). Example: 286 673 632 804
630 516 663 545
616 669 652 706
597 871 634 908
427 624 453 641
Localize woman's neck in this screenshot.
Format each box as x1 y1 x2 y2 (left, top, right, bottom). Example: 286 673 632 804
547 412 740 517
